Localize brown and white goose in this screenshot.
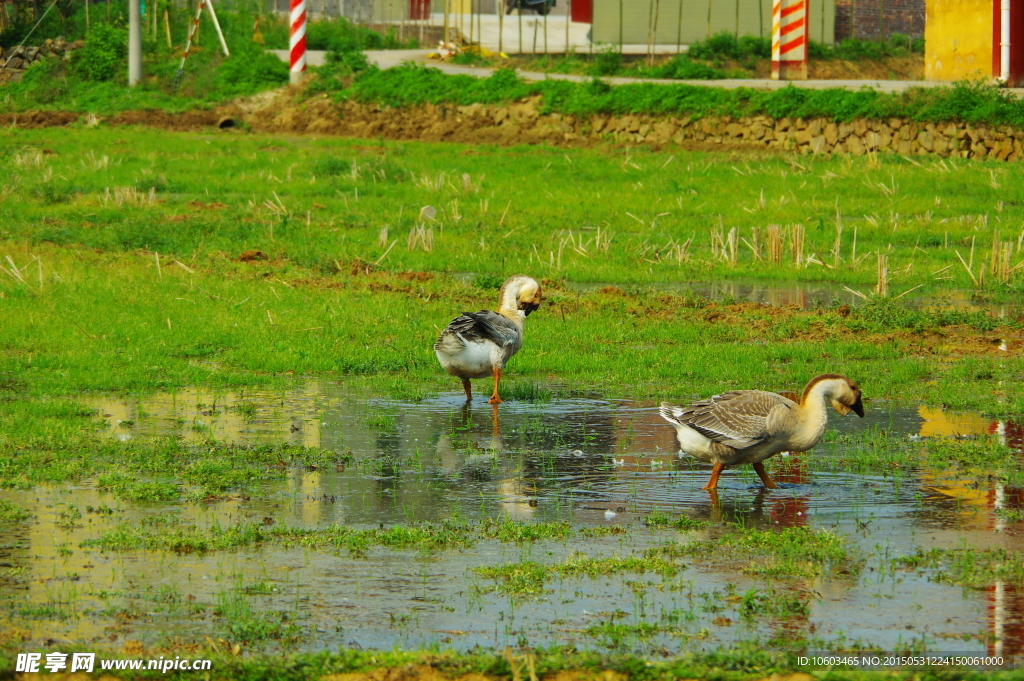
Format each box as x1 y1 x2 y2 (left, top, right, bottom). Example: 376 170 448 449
434 275 542 404
659 374 864 491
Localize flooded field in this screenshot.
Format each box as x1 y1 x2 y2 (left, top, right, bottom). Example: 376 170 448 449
3 380 1023 660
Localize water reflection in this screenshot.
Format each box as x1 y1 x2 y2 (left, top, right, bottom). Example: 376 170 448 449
81 383 1024 529
3 381 1020 656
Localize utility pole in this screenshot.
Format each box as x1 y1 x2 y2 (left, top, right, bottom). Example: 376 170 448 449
129 0 142 85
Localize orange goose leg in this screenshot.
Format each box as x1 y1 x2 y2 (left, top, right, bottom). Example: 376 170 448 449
702 462 725 491
488 367 503 405
461 378 473 401
753 462 778 489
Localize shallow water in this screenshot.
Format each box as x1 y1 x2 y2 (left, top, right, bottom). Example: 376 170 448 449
4 381 1024 660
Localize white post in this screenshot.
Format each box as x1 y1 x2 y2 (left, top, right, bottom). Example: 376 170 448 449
205 0 230 56
1001 0 1011 83
128 0 143 85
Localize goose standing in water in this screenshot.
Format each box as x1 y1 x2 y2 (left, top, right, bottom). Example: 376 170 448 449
660 374 864 491
434 275 542 404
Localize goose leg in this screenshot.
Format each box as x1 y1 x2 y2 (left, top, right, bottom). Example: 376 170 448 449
753 462 778 489
488 367 503 404
701 462 725 491
461 378 473 401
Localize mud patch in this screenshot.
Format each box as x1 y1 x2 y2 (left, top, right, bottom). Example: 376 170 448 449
0 109 78 128
109 108 236 131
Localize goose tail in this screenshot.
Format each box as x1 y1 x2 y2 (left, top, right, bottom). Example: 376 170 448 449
659 402 685 427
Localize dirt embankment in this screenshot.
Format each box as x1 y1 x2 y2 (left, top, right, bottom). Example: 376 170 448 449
752 56 923 80
5 86 1023 161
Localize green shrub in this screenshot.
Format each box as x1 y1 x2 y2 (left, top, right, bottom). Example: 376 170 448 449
211 42 288 94
815 33 926 60
688 31 770 61
306 16 414 51
737 35 772 58
71 23 127 82
590 47 622 76
655 55 724 80
9 58 68 103
344 65 532 108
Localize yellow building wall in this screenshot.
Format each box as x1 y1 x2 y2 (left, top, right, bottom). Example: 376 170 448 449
925 0 992 81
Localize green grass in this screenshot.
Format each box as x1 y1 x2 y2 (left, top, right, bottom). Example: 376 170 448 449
338 65 1024 127
475 552 681 597
896 546 1024 589
1 105 1023 681
0 499 32 522
644 511 710 530
0 129 1022 415
84 517 613 556
0 7 408 115
0 399 347 492
3 643 1014 679
653 525 853 578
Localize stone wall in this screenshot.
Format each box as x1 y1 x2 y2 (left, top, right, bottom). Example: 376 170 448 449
322 96 1024 162
834 0 924 42
6 92 1024 163
0 38 83 84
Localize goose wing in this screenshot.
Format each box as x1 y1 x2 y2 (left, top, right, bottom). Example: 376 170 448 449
674 390 794 449
435 310 520 349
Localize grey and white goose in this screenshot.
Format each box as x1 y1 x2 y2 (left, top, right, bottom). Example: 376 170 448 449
434 275 542 404
660 374 864 491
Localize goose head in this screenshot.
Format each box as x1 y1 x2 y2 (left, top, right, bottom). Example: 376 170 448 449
499 275 542 318
802 374 865 417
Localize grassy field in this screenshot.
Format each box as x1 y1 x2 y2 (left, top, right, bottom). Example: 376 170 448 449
2 126 1024 677
1 126 1021 403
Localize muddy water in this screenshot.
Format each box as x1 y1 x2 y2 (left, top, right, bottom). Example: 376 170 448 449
3 381 1024 658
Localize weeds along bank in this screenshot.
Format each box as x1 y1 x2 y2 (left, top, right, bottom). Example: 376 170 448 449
282 66 1024 160
10 62 1024 163
253 92 1024 162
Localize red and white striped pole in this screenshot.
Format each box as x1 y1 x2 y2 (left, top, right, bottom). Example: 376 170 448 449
771 0 808 80
289 0 307 85
173 0 208 88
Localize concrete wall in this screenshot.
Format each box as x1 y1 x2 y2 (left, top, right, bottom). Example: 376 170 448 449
592 0 835 47
924 0 990 81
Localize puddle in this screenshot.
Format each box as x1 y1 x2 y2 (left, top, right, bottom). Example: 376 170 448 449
4 381 1024 658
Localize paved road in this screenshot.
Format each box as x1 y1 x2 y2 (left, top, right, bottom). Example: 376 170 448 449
271 48 1024 95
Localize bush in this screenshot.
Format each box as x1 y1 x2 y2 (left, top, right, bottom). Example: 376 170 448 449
307 49 373 94
590 47 622 76
655 55 724 80
688 32 770 61
71 23 127 82
211 42 288 94
9 58 68 103
306 17 413 51
819 33 926 60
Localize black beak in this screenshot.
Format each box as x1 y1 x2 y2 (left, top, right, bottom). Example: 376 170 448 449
851 394 865 418
521 302 540 316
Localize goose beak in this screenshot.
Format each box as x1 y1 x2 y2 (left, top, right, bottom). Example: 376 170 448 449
831 396 864 417
520 301 540 316
850 394 865 418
